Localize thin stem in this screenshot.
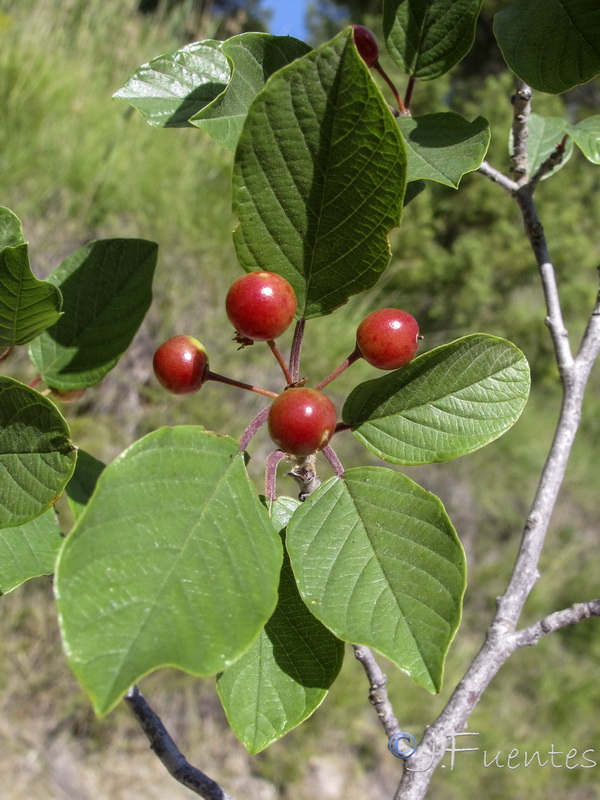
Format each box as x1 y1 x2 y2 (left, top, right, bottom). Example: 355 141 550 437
374 61 407 114
265 449 287 501
353 646 401 741
403 75 416 112
313 347 361 390
477 161 519 194
512 598 600 648
0 345 14 364
206 370 277 399
529 134 569 190
238 405 271 451
29 375 42 389
266 339 293 384
124 685 236 800
321 444 344 477
510 79 532 184
288 318 305 384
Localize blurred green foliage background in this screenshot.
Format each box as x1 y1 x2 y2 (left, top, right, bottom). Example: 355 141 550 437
0 1 598 798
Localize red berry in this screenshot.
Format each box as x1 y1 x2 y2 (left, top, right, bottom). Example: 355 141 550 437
153 335 209 394
268 388 337 456
226 271 297 341
351 24 379 68
356 308 420 370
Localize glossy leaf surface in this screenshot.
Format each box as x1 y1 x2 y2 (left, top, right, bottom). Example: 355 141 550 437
28 239 157 390
0 509 63 593
383 0 483 79
287 468 465 693
0 244 62 347
343 334 530 465
494 0 600 94
218 496 343 753
56 427 282 715
233 29 406 319
113 40 231 127
398 113 490 188
0 377 76 528
190 33 311 150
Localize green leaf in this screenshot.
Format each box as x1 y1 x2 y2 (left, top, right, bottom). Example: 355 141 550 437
56 427 282 716
190 33 311 151
0 206 25 250
232 29 406 319
218 496 343 753
509 114 573 178
113 40 231 128
567 115 600 164
28 239 157 390
0 377 76 528
287 468 465 693
383 0 483 79
0 244 63 348
65 449 106 521
494 0 600 94
343 334 530 465
0 508 63 593
398 113 490 188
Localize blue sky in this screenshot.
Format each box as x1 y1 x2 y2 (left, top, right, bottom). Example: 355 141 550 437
262 0 310 40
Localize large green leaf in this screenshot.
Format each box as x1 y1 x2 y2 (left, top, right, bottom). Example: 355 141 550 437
0 206 25 250
287 468 465 693
0 377 76 528
383 0 483 79
113 40 231 128
28 239 157 390
0 508 63 594
509 114 573 179
343 334 530 465
567 115 600 164
190 33 311 151
232 29 406 319
0 244 63 347
218 496 344 753
494 0 600 94
399 113 490 187
56 427 282 715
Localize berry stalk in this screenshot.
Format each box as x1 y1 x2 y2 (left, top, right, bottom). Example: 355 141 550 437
206 370 278 399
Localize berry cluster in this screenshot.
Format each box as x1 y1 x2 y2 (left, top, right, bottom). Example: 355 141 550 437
153 271 420 463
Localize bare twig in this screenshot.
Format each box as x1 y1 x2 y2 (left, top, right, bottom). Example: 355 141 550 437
353 646 402 740
125 686 236 800
512 599 600 648
510 79 532 184
477 161 518 194
393 81 600 800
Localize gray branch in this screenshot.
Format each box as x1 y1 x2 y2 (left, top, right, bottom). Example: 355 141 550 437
393 80 600 800
512 599 600 648
477 161 518 194
125 685 236 800
353 645 402 741
510 79 532 183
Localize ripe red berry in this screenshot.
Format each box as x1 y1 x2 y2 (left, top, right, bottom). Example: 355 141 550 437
226 271 297 342
153 335 209 394
356 308 420 370
351 24 379 68
268 388 337 456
